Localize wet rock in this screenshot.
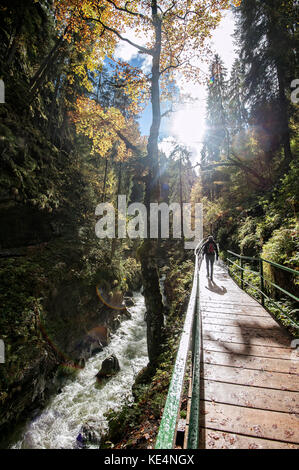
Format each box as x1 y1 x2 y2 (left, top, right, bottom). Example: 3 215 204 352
77 357 86 368
112 314 122 329
75 326 109 361
78 335 103 358
122 308 131 319
77 419 102 447
124 297 135 307
96 354 120 380
125 290 134 297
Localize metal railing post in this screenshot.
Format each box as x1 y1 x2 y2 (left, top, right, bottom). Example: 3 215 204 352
227 251 230 276
241 257 244 290
259 258 265 306
226 250 298 330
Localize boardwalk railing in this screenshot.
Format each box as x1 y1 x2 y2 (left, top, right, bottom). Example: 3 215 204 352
155 242 203 449
226 250 299 330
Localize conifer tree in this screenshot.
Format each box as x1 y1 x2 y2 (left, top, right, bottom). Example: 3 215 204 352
227 59 248 135
202 54 229 163
234 0 298 169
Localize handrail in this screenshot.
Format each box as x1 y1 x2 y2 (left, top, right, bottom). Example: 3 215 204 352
227 250 299 276
227 258 259 276
227 250 259 262
155 240 203 449
186 257 202 449
260 257 299 276
226 250 299 330
228 257 299 303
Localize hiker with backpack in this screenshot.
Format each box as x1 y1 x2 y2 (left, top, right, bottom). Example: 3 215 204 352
200 236 219 281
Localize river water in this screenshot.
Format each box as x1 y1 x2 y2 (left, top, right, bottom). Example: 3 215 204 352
12 292 148 449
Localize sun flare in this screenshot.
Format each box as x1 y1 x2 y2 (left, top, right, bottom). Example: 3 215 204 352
172 108 206 146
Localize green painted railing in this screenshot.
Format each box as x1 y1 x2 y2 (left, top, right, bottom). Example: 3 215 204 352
226 250 299 330
155 242 203 449
155 246 298 449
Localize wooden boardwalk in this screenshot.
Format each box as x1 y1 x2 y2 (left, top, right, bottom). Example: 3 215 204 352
198 260 299 449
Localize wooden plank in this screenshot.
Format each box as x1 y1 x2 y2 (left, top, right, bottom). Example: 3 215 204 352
200 292 259 302
203 350 299 375
202 364 299 392
201 298 258 306
202 310 270 319
202 379 299 413
199 429 299 449
201 307 270 325
198 262 299 448
203 319 292 338
202 321 290 334
202 323 290 344
202 316 279 328
201 301 263 307
199 401 299 444
203 330 291 348
200 302 264 311
203 339 299 361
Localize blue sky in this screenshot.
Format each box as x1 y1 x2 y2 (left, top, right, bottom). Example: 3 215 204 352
114 10 237 161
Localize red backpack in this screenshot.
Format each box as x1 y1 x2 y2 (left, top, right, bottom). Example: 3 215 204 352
207 242 215 254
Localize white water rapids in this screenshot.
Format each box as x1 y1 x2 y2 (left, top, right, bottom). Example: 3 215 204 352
12 292 148 449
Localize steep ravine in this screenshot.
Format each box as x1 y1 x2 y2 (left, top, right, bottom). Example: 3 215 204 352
9 291 148 449
0 239 143 446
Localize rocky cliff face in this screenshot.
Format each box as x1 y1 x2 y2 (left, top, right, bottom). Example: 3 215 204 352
0 22 143 441
0 230 141 445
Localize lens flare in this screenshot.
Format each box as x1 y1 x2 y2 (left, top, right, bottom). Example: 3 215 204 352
96 285 126 311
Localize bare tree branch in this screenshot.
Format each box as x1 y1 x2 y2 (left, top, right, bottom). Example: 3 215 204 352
104 0 149 22
161 1 176 18
79 7 153 55
159 59 188 76
161 108 173 118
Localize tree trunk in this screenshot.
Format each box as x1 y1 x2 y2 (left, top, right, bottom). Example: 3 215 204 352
29 48 63 103
6 14 24 68
102 158 108 203
277 66 293 170
179 154 184 244
140 1 164 367
47 74 61 135
265 4 293 171
28 28 67 103
111 161 122 258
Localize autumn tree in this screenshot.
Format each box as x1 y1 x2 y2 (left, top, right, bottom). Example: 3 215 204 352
55 0 231 365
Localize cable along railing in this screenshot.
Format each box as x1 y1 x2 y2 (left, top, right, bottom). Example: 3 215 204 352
155 242 203 450
226 250 299 331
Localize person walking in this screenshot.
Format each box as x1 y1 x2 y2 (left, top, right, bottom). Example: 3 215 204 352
200 236 219 281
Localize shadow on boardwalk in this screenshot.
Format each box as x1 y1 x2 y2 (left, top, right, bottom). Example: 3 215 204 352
205 279 227 295
204 321 291 359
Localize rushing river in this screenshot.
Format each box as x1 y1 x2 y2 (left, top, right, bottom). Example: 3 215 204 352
12 292 148 449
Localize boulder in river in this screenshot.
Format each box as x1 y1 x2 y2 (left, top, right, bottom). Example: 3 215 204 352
77 418 103 447
96 354 120 380
124 296 135 307
75 326 109 362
